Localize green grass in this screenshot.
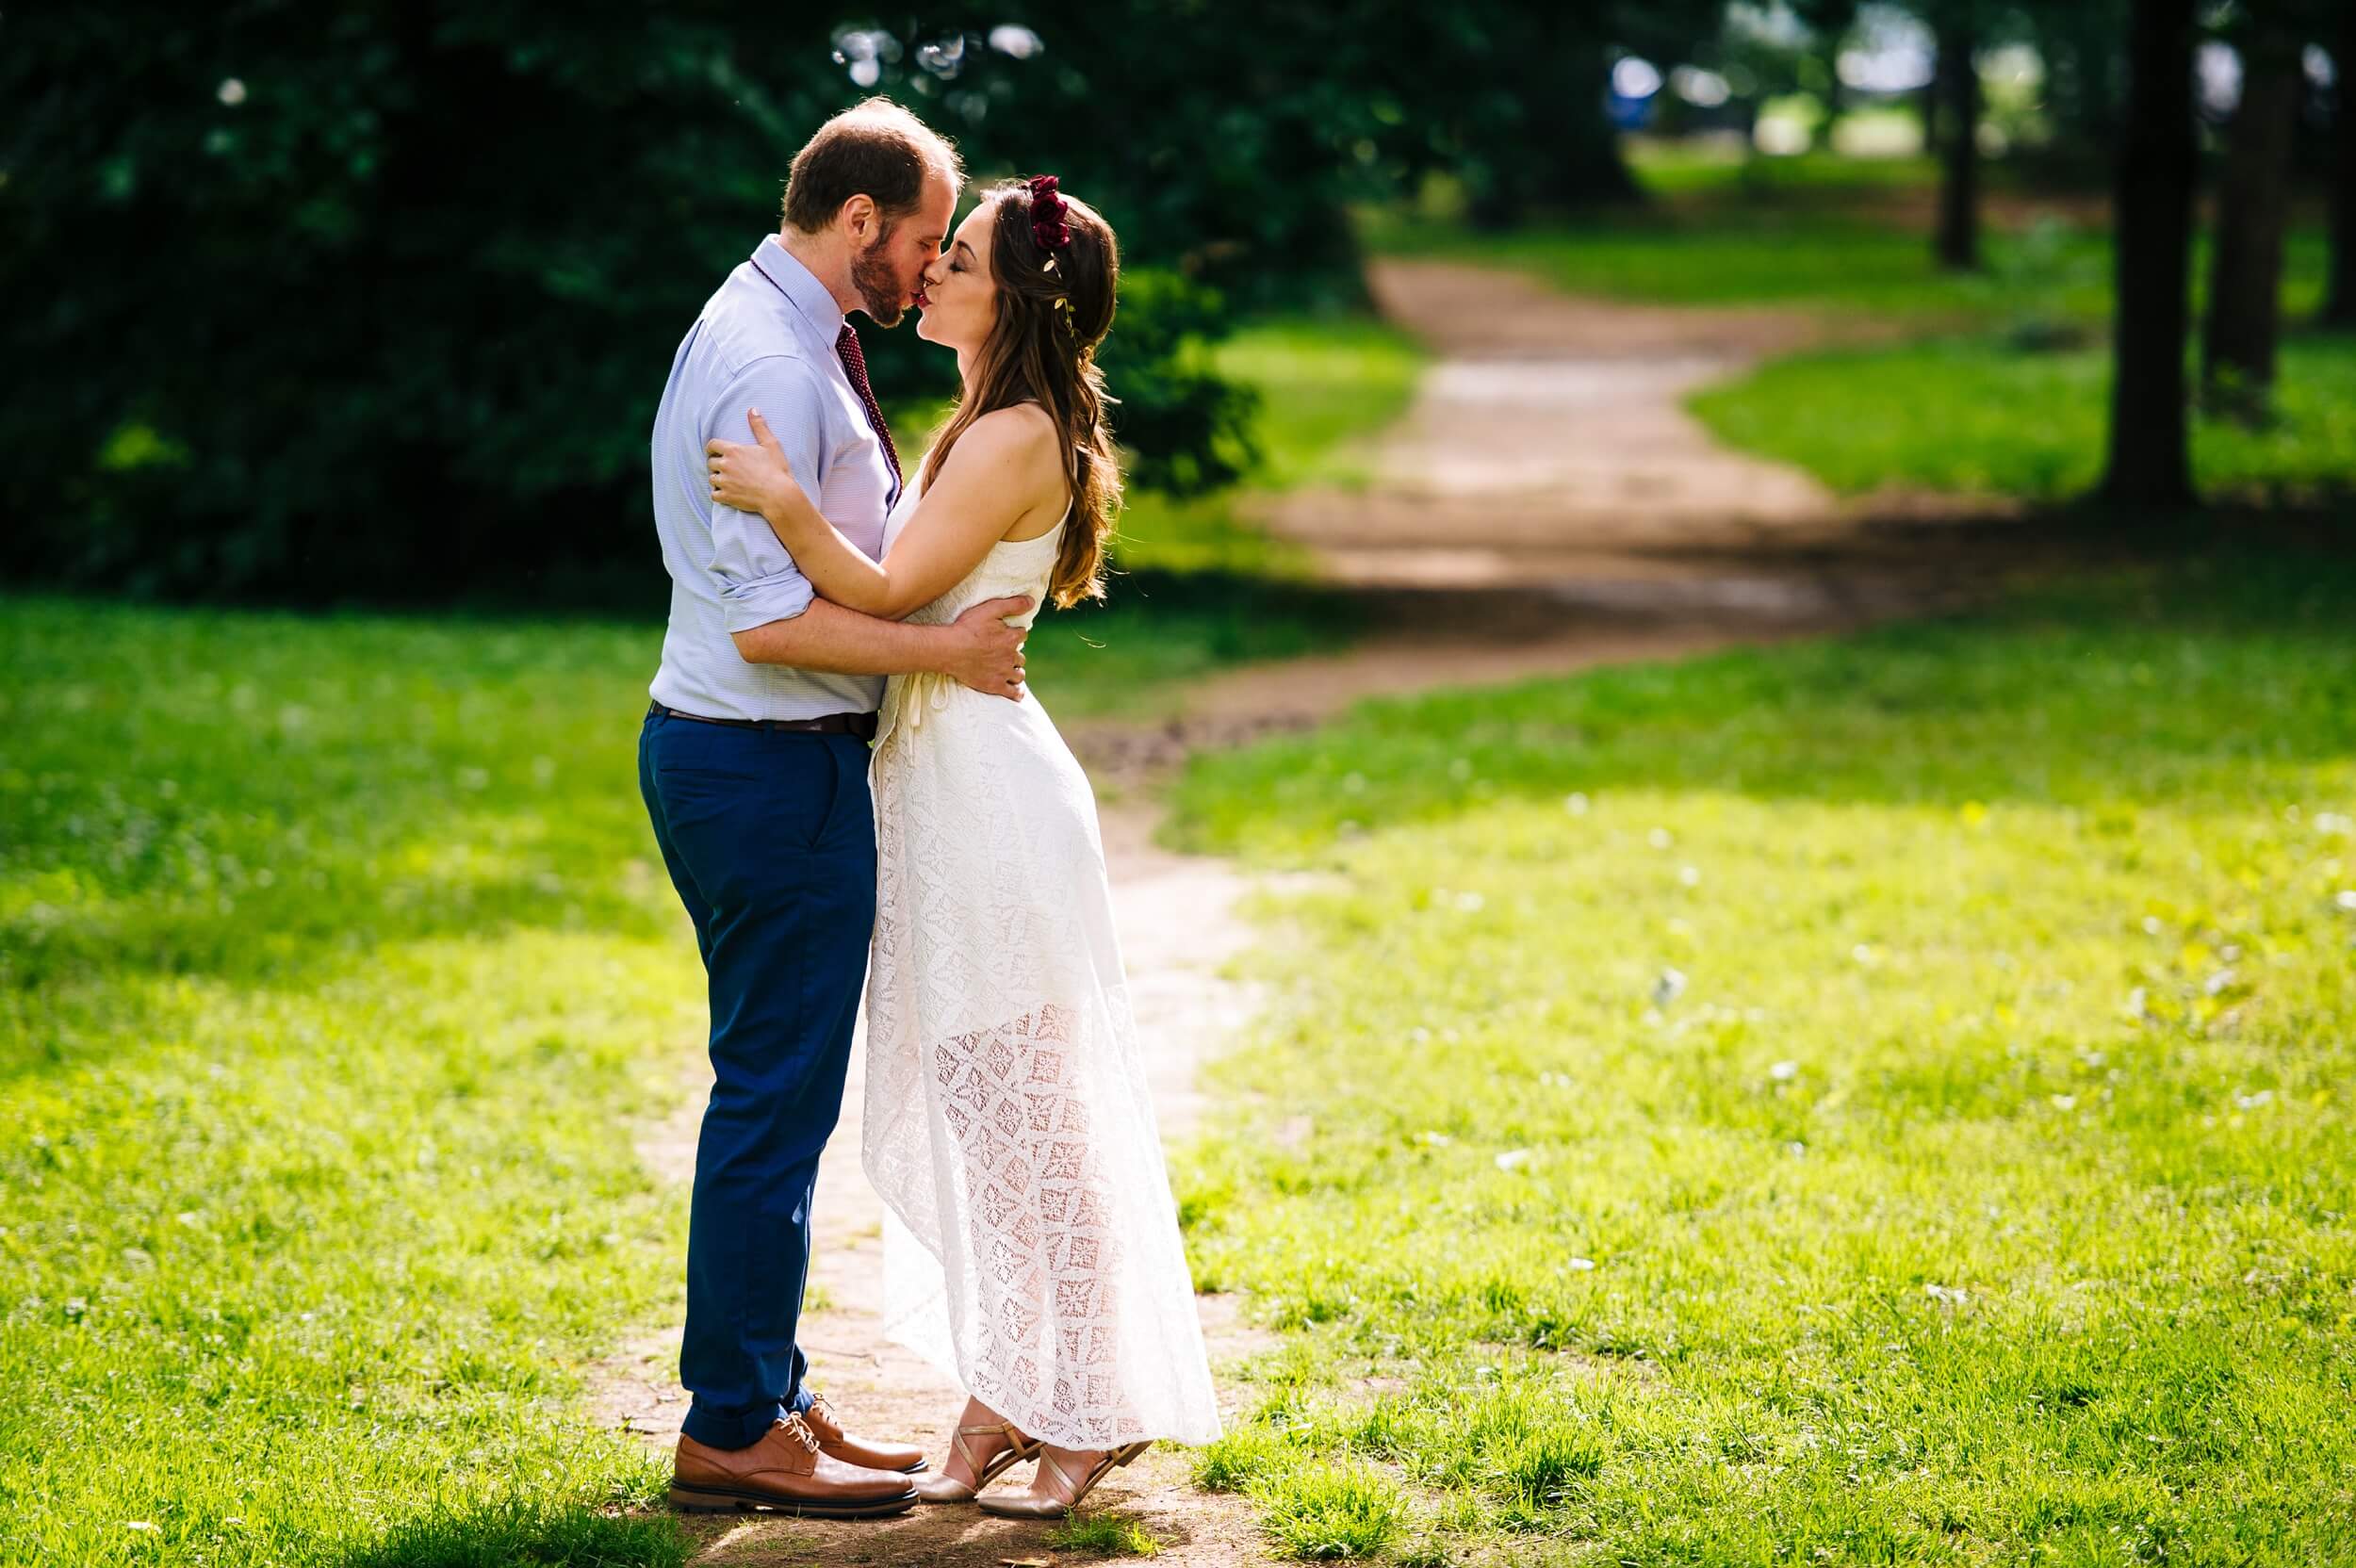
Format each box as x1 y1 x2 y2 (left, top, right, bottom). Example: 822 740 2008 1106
0 602 697 1567
1622 146 1952 201
0 582 1358 1566
1368 139 2331 334
1372 149 2341 507
1363 203 2119 327
1043 1510 1168 1557
1370 204 2331 336
1690 333 2356 502
1165 548 2356 1562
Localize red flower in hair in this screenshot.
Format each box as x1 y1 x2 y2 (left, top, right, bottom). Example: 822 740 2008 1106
1026 173 1072 253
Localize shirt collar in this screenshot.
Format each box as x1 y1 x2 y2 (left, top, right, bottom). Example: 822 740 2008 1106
749 236 844 344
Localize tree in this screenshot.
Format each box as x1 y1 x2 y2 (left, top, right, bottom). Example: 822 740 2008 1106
2098 0 2199 510
2201 6 2305 421
1929 6 1983 271
2019 0 2133 181
1420 3 1726 229
2325 8 2356 327
0 0 1405 601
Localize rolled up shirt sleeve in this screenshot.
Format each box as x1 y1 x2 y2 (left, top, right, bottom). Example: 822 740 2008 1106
707 355 829 633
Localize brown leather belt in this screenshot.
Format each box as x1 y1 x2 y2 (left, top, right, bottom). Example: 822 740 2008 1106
647 700 878 742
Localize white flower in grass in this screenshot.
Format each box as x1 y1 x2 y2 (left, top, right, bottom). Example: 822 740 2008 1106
1564 792 1591 815
216 78 246 106
125 1521 158 1532
2050 1094 2077 1111
1414 1131 1451 1148
1769 1060 1798 1082
2234 1089 2275 1110
1495 1149 1532 1172
2334 890 2356 912
1923 1282 1968 1305
1647 826 1673 849
1851 943 1879 966
1651 967 1687 1005
1678 865 1700 887
1565 1256 1595 1271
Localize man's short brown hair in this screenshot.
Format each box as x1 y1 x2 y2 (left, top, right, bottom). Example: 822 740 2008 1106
781 98 962 235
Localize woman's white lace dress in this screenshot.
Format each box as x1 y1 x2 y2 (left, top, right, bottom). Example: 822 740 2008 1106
862 482 1221 1449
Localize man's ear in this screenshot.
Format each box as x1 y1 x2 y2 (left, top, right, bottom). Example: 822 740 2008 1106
839 193 877 245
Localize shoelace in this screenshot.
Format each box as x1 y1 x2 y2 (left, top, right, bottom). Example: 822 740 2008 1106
775 1413 821 1455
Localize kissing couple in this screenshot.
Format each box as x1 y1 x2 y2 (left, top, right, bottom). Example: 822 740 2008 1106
637 97 1220 1520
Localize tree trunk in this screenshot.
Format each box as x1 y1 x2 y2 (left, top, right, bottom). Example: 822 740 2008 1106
2202 22 2302 420
2327 8 2356 326
1934 17 1981 270
2100 0 2199 510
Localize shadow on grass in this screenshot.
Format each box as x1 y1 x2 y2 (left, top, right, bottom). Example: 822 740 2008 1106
335 1498 689 1568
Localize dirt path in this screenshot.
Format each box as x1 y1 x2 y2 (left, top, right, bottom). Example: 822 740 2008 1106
583 258 2077 1563
1258 258 2031 608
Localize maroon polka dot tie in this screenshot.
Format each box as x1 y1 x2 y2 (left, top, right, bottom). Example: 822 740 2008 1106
833 323 902 494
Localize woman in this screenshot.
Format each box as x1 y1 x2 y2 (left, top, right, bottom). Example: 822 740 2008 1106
705 175 1221 1516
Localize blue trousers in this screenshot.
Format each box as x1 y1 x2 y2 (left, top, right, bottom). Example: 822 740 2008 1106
637 706 877 1450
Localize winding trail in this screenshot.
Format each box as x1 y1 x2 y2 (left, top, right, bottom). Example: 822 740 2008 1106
584 260 2066 1564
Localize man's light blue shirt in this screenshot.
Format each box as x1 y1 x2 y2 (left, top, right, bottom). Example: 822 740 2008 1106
647 237 901 721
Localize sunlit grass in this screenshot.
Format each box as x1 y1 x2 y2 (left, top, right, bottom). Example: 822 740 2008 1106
1690 332 2356 502
0 584 1356 1565
1166 548 2356 1563
1044 1509 1167 1557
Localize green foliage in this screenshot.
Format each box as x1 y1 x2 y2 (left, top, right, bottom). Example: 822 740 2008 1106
1163 548 2356 1560
2 0 1742 603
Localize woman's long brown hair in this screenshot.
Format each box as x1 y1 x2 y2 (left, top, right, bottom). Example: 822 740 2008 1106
917 180 1121 609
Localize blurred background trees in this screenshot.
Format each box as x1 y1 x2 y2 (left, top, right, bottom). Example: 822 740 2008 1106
3 1 2348 604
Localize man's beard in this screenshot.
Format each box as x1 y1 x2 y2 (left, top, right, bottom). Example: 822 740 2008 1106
852 224 906 327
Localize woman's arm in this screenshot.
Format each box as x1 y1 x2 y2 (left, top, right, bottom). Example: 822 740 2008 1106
707 406 1058 620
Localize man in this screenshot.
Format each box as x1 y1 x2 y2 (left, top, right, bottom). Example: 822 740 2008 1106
638 98 1028 1518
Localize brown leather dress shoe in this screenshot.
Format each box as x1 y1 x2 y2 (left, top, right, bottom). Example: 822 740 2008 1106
668 1413 918 1517
805 1392 927 1474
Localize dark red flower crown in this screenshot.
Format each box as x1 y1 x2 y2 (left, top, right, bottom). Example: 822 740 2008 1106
1025 174 1072 253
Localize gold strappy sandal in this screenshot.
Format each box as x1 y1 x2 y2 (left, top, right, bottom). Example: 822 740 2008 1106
912 1419 1042 1504
975 1440 1152 1518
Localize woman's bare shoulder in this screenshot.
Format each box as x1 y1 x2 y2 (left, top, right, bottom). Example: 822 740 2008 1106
957 401 1061 463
